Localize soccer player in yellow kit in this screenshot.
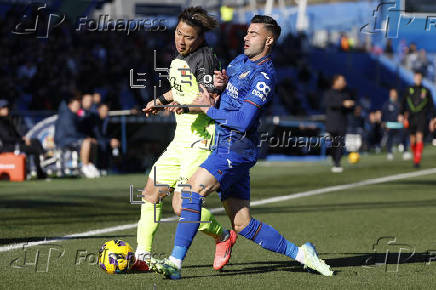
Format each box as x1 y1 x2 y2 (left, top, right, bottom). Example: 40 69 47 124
134 7 236 271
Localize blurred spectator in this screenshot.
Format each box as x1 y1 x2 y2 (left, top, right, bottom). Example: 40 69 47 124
93 103 120 171
91 93 101 113
54 96 99 178
348 105 365 135
368 110 383 152
0 99 46 178
381 88 410 160
412 49 430 77
402 43 418 70
78 93 98 137
324 75 354 172
385 39 393 57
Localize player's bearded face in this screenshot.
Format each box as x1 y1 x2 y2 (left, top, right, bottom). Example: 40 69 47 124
175 21 203 56
243 23 269 59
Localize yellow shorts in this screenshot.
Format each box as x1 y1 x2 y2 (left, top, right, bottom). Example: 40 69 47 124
148 140 211 190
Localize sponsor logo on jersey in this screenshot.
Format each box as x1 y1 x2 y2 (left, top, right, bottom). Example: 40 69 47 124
226 81 239 99
169 77 182 92
261 72 269 79
251 81 271 102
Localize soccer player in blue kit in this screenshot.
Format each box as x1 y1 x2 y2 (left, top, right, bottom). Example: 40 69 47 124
152 15 334 279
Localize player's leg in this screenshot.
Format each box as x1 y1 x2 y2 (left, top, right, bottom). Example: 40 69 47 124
223 195 333 276
330 133 344 172
172 189 227 242
414 131 424 167
152 167 220 279
136 146 180 263
410 134 416 155
177 148 232 255
386 129 394 160
80 138 99 178
135 177 172 263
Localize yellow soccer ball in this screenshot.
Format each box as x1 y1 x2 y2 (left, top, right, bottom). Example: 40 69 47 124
98 240 135 274
348 152 360 164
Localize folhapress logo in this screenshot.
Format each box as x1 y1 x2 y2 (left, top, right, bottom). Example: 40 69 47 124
12 3 66 39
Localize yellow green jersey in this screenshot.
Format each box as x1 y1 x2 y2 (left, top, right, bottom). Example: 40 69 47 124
167 44 221 149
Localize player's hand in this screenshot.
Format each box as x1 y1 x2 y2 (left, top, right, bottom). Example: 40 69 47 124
166 101 184 115
214 69 228 90
193 84 215 113
142 99 163 117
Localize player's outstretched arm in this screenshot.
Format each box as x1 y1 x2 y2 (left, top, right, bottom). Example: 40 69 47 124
142 91 174 117
193 84 260 132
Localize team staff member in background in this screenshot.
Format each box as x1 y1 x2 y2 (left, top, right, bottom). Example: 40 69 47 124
381 88 407 161
399 71 436 168
0 99 46 179
54 96 100 178
324 75 354 173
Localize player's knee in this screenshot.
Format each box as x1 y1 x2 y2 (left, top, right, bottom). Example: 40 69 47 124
142 190 159 204
172 201 182 216
233 219 250 233
189 182 218 196
142 182 161 203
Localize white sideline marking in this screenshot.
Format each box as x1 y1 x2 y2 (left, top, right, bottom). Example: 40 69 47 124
1 168 435 253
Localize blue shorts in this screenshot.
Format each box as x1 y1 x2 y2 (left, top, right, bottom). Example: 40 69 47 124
200 149 255 201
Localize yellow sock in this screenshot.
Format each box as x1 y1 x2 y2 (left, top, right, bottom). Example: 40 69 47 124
137 201 162 253
198 207 224 240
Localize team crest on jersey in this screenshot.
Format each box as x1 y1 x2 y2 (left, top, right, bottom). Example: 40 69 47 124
239 71 250 79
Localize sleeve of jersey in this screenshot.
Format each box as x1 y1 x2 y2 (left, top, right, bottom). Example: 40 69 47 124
195 50 220 93
157 77 171 95
206 101 259 132
243 72 274 108
206 73 273 132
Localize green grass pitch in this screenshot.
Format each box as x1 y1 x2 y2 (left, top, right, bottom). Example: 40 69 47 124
1 148 436 289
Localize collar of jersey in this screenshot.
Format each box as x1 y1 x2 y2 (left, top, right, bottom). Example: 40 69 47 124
246 54 271 65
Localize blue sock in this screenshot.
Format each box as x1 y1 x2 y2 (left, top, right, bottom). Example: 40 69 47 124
239 218 299 259
171 191 203 260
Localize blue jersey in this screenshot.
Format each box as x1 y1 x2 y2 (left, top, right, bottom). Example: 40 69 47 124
206 54 276 161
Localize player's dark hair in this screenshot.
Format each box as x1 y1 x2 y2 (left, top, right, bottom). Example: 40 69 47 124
178 7 217 34
250 15 281 41
414 70 423 76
